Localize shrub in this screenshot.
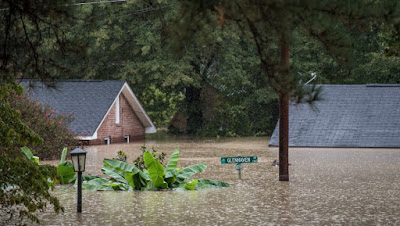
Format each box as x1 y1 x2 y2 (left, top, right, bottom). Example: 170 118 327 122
133 145 166 171
9 92 79 159
113 150 128 162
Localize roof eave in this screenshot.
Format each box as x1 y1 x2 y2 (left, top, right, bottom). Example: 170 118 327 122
76 131 98 140
121 82 157 134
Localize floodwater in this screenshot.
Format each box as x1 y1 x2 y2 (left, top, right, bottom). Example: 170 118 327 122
37 136 400 225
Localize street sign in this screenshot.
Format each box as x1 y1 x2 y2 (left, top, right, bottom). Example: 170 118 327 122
221 156 258 164
221 156 258 180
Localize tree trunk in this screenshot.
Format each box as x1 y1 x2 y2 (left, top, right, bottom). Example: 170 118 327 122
279 41 290 181
185 85 203 134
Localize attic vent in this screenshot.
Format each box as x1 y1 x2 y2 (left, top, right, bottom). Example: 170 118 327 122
366 84 400 87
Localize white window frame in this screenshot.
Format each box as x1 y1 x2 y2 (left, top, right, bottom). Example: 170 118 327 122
124 135 130 143
104 137 110 145
115 97 120 124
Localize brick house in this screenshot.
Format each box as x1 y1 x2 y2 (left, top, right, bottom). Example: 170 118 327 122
21 80 156 145
269 84 400 148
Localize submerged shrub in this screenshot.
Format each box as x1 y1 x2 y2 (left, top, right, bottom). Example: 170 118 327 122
113 150 128 162
133 145 166 171
9 92 79 159
82 148 229 191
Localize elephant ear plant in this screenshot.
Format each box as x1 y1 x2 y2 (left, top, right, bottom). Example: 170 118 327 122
82 148 229 191
56 148 75 184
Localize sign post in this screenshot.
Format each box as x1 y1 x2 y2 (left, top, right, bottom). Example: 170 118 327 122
221 155 258 179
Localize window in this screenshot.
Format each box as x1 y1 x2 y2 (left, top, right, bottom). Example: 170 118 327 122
104 137 110 145
115 97 120 124
124 135 130 143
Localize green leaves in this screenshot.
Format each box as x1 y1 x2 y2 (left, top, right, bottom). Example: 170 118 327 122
56 162 75 184
144 151 167 189
103 158 140 177
196 179 230 189
21 146 34 160
21 146 39 164
184 179 198 190
82 148 228 191
175 164 207 185
165 148 179 177
60 147 68 164
56 148 75 184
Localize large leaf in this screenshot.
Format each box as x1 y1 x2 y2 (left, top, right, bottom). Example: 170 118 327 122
143 151 165 188
184 179 198 190
82 178 116 191
165 148 179 176
86 177 110 185
82 177 128 190
21 146 40 164
175 164 207 184
32 156 39 165
155 177 169 189
60 147 68 164
165 169 178 184
109 182 128 190
21 146 33 159
57 162 75 184
70 174 102 184
125 172 137 189
140 170 151 182
196 179 230 189
103 159 140 177
101 165 129 185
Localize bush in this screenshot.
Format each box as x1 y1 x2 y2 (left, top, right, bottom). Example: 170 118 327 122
9 92 79 159
133 145 166 171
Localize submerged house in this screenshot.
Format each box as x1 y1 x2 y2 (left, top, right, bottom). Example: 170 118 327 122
269 84 400 148
21 80 156 145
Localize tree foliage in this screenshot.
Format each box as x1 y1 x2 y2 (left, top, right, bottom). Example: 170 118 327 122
0 83 64 224
66 0 275 134
0 0 77 82
8 90 78 159
0 0 74 223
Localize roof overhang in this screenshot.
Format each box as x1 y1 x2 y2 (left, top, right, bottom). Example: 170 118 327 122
76 131 98 140
79 82 156 140
121 82 157 133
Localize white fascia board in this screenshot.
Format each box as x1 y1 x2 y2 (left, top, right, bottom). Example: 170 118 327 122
145 127 157 133
76 131 98 140
123 82 157 133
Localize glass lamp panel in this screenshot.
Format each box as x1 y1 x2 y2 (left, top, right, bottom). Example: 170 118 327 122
71 155 79 172
79 154 86 172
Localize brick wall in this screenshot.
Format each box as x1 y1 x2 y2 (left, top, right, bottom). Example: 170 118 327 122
88 94 145 145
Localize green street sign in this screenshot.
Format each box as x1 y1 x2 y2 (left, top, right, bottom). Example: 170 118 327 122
221 156 258 164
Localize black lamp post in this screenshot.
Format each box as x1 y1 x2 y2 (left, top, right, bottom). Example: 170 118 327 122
70 148 87 213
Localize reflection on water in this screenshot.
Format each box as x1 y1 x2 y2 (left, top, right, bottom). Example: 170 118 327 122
38 137 400 225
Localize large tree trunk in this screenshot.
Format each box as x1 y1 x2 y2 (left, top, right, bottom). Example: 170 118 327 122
185 85 203 134
279 41 290 181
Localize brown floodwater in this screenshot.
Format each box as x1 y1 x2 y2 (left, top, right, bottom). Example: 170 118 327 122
36 136 400 225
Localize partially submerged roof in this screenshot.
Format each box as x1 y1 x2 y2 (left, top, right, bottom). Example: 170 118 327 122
269 84 400 148
20 80 156 139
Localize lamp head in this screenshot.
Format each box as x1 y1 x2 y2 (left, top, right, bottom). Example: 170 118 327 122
70 148 87 172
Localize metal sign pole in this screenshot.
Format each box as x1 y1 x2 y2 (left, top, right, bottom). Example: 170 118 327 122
237 154 241 180
236 163 242 180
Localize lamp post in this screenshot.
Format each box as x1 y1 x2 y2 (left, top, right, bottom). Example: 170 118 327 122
70 148 87 213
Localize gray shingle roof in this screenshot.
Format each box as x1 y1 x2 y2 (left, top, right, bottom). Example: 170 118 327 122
20 80 126 136
269 84 400 148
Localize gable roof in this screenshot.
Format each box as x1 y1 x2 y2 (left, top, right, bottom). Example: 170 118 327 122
269 84 400 148
20 80 156 139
